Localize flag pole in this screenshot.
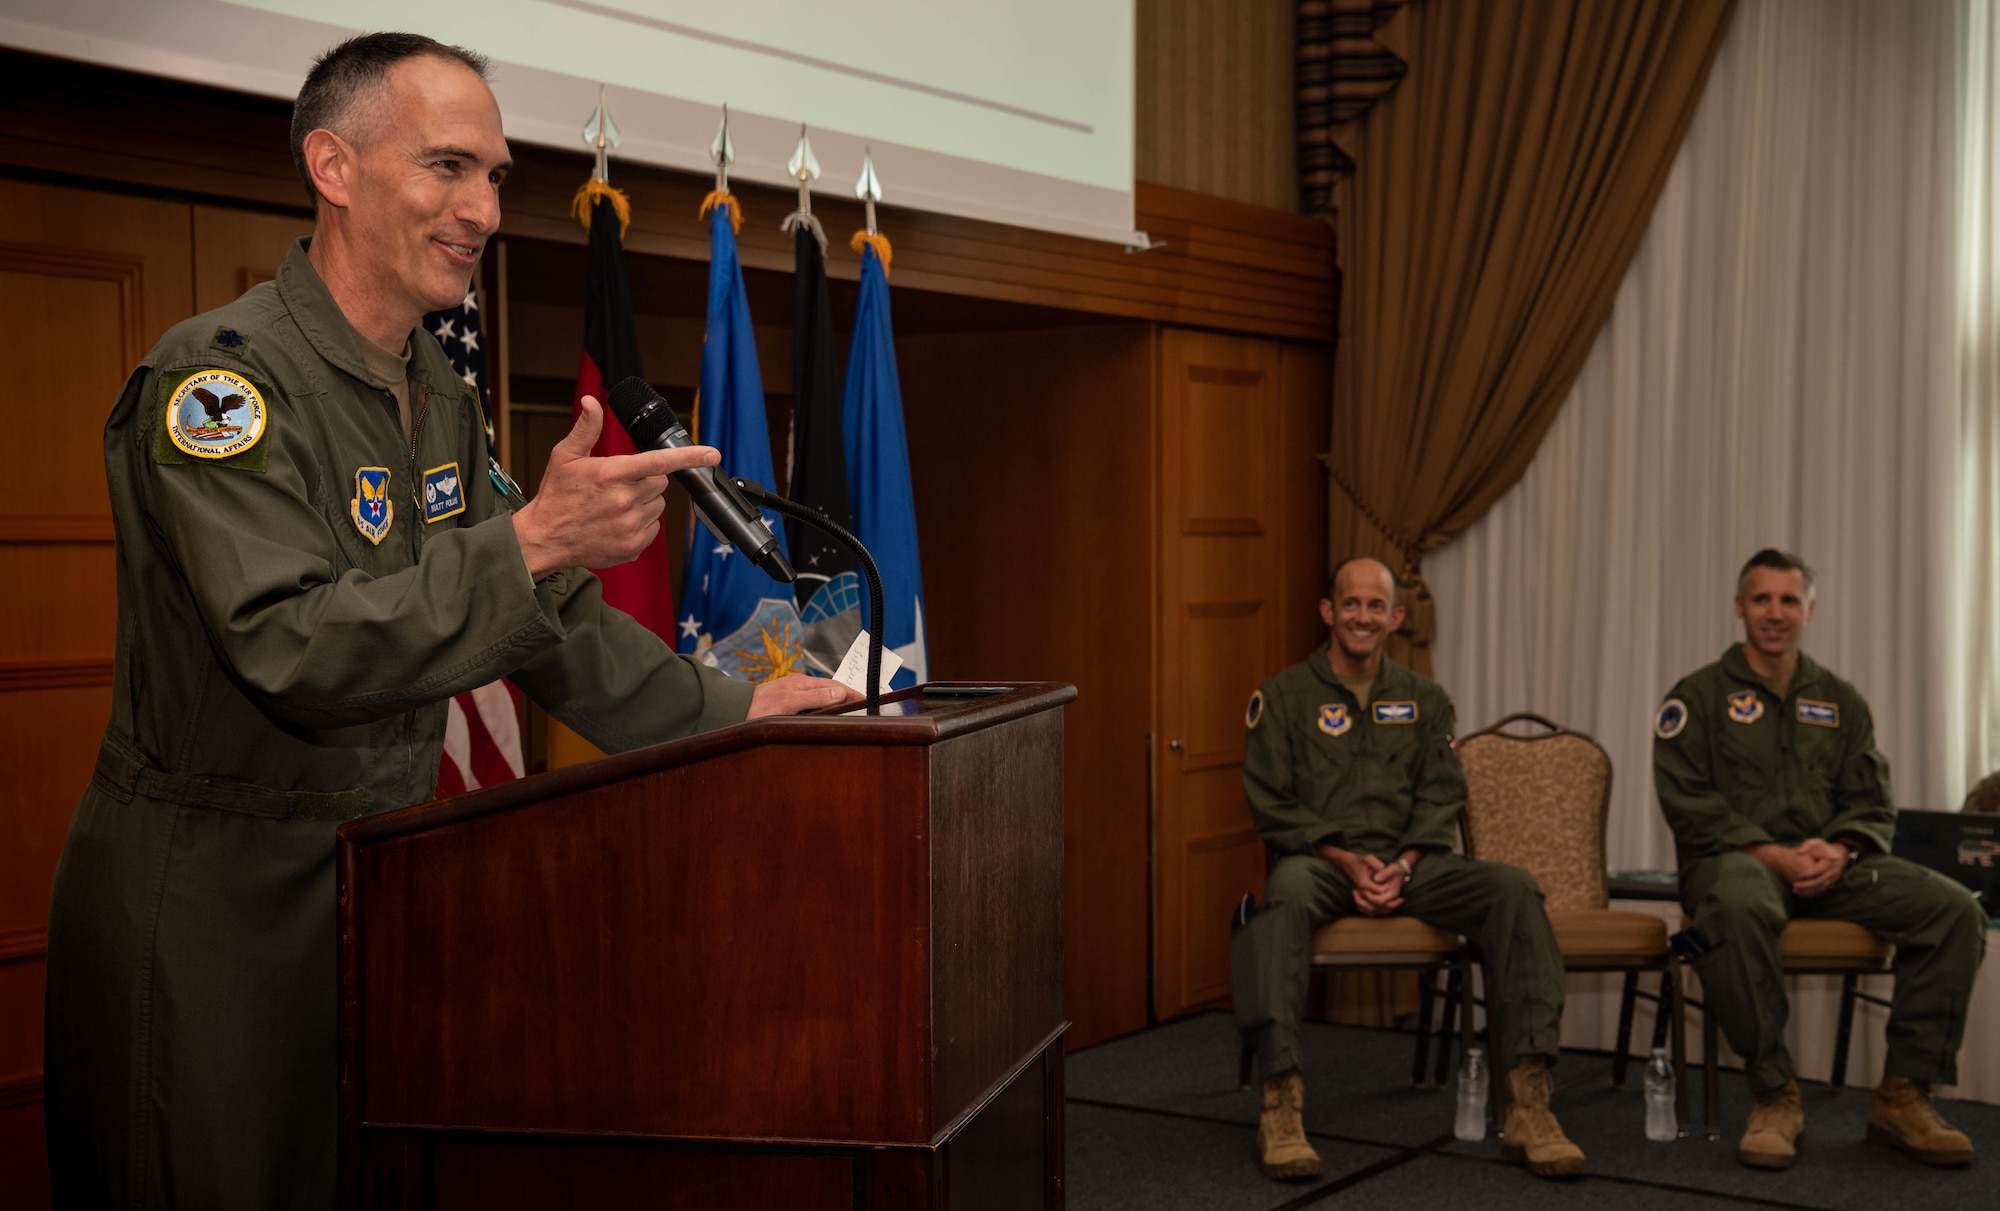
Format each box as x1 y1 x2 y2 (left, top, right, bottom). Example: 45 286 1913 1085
782 124 827 252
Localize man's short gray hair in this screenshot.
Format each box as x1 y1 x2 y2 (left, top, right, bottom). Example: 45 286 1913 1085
290 32 491 209
1736 548 1816 599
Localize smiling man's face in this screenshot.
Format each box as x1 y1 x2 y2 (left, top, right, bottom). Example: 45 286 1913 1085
338 54 510 320
1320 558 1404 665
1736 565 1815 662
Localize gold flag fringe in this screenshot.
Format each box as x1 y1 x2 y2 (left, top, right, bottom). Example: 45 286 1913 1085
850 230 893 274
699 190 743 235
570 177 632 238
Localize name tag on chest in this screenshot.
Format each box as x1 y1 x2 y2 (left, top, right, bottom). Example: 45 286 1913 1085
423 462 466 523
1372 701 1418 724
1796 699 1839 728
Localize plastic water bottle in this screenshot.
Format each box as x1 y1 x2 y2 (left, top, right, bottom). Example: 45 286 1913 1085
1454 1045 1487 1141
1644 1047 1677 1141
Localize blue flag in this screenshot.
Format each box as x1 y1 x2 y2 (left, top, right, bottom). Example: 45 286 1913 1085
843 241 927 688
676 199 806 682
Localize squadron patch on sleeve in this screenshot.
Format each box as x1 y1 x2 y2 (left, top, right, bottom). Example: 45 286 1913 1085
1796 699 1840 728
1727 688 1765 724
153 368 270 471
1654 697 1688 740
1318 703 1352 736
1245 689 1265 730
351 467 394 545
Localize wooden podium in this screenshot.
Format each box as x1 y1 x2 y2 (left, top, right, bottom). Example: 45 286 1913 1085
336 682 1074 1210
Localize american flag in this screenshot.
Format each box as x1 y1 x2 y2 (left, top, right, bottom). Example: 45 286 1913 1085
425 285 526 795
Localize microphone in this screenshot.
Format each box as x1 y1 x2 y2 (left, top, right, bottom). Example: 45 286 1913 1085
605 377 796 584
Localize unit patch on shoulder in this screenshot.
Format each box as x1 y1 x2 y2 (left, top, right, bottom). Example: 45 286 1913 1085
1654 697 1688 740
1318 703 1352 737
351 467 394 545
1727 688 1764 724
1246 689 1266 730
1373 701 1419 724
422 462 465 524
155 368 269 470
1796 699 1840 728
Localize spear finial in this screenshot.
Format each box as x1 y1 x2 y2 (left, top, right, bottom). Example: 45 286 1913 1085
854 149 882 236
582 84 620 183
781 124 827 252
710 105 735 193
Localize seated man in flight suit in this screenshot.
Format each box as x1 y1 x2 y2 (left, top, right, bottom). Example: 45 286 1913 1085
1231 556 1583 1181
1653 548 1986 1170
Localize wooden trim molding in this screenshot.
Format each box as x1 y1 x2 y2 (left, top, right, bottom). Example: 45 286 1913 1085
0 1071 44 1111
0 514 115 543
0 926 47 964
0 240 147 368
0 659 114 692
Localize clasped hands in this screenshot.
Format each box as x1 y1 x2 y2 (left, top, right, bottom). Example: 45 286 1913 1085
510 395 860 719
1316 844 1412 916
1750 837 1854 898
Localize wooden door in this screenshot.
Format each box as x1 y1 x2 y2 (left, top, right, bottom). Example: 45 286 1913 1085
0 178 198 1206
191 204 312 312
1153 330 1328 1020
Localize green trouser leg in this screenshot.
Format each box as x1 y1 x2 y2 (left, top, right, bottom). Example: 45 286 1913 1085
1232 853 1567 1081
1682 852 1988 1092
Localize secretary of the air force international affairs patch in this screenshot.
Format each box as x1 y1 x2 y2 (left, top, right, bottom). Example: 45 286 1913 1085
1246 689 1265 730
352 467 394 545
160 368 268 466
1655 697 1688 740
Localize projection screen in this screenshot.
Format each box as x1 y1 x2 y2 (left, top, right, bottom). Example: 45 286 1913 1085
0 0 1141 246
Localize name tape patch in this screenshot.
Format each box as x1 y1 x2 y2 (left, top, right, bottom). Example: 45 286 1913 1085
1373 701 1418 724
422 462 465 524
1796 699 1840 728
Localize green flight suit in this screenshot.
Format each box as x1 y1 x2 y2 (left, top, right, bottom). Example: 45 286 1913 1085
1653 645 1986 1092
43 239 754 1209
1231 647 1566 1080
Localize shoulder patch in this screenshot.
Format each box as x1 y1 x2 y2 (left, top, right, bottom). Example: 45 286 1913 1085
1796 699 1840 728
1654 697 1688 740
1246 689 1265 729
1318 703 1352 737
1726 688 1765 724
1372 700 1419 724
351 467 394 545
153 367 270 472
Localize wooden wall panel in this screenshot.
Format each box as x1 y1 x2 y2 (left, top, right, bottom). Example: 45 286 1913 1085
0 177 196 1210
191 205 313 312
1137 0 1299 211
897 323 1155 1050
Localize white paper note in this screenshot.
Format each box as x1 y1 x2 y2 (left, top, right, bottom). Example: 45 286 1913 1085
833 630 904 695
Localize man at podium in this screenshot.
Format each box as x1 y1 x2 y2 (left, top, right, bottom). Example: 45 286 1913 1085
42 32 853 1209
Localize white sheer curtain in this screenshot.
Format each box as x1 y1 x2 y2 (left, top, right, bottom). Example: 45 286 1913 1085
1424 0 2000 1085
1429 0 1965 874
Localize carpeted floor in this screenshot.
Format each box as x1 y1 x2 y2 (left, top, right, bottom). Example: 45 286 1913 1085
1065 1012 2000 1209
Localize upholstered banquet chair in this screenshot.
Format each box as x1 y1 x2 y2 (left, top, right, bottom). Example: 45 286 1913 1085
1457 712 1690 1137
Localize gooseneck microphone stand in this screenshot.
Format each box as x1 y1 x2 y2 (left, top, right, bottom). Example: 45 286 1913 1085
729 479 888 715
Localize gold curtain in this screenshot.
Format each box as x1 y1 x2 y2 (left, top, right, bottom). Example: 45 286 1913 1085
1325 0 1737 672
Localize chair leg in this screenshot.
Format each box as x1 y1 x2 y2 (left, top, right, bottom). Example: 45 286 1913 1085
1703 995 1721 1141
1440 967 1472 1095
1454 960 1475 1091
1481 962 1512 1135
1665 964 1689 1139
1413 967 1437 1087
1831 972 1859 1092
1611 970 1640 1088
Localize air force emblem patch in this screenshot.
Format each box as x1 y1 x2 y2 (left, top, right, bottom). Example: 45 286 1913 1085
351 467 393 545
1655 698 1688 740
1796 699 1840 728
1246 689 1266 730
1373 701 1418 724
422 462 465 523
165 369 267 461
1318 703 1352 737
1727 688 1764 724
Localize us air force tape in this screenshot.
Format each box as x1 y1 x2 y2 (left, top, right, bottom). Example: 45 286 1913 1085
1654 697 1688 740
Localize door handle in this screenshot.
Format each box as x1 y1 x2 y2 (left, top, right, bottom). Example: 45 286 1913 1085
1168 739 1185 750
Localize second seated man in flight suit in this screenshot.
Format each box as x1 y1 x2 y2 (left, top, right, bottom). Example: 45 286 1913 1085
1232 557 1584 1181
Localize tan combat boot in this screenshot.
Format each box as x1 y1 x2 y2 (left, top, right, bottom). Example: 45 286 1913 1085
1737 1079 1803 1169
1501 1057 1587 1177
1868 1075 1974 1166
1256 1070 1322 1180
